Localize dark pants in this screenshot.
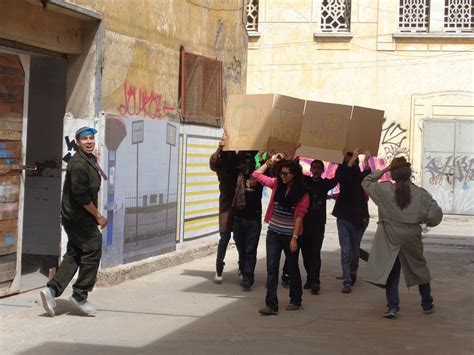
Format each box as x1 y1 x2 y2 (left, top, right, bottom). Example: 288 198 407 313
47 222 102 302
337 218 367 287
301 223 325 286
216 232 232 275
233 217 261 283
265 230 302 311
386 257 433 311
282 259 289 279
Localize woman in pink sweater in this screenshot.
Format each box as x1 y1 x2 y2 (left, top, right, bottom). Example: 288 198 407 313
252 155 310 315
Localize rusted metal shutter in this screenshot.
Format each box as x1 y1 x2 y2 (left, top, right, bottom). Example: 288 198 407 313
0 53 24 286
180 51 223 126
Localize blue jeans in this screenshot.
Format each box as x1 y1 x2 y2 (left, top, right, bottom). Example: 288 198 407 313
386 257 433 311
233 217 262 283
265 230 302 311
337 218 366 287
216 232 231 275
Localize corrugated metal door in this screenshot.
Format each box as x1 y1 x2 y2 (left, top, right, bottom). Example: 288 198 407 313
422 119 474 215
0 53 25 294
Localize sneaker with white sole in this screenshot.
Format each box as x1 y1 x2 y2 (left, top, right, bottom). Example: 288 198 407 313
382 309 398 319
214 273 223 284
423 304 434 314
69 296 97 316
40 288 56 317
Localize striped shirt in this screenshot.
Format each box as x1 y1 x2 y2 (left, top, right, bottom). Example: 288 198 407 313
268 202 295 235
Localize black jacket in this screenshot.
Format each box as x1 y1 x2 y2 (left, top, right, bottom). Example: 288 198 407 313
332 163 370 227
61 149 102 225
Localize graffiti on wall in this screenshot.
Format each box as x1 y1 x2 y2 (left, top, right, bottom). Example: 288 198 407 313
117 82 175 120
225 56 242 85
215 18 224 53
381 121 409 162
424 155 474 188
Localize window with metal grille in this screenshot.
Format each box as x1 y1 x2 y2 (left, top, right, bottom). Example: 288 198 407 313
321 0 351 32
444 0 474 32
180 51 223 125
399 0 430 32
246 0 259 32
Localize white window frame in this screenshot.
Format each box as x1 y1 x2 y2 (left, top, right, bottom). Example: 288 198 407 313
314 0 353 39
394 0 474 38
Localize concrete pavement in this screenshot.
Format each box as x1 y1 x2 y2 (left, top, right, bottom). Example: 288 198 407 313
1 213 473 355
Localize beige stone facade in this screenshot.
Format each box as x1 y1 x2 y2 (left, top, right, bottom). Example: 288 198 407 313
246 0 474 184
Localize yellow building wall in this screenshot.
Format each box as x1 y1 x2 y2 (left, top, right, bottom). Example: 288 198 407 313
61 0 249 243
247 0 474 178
66 0 248 120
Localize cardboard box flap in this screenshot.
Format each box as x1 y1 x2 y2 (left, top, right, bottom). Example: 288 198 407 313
300 101 352 151
224 94 274 151
345 106 384 155
272 94 306 114
296 145 344 164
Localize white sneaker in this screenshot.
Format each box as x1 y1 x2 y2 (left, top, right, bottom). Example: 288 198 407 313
69 296 97 316
214 273 223 284
40 288 56 317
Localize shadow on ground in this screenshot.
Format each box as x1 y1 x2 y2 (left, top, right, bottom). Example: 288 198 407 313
18 235 474 355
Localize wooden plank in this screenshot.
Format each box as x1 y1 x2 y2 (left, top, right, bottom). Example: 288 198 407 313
0 269 16 283
0 222 17 256
0 203 18 220
0 112 22 121
0 140 21 160
0 253 16 283
0 164 21 176
0 54 23 68
0 163 22 167
0 189 19 203
0 175 20 203
0 175 20 185
0 120 22 132
0 131 22 140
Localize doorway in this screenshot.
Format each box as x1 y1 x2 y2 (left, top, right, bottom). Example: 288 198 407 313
422 119 474 215
0 50 67 296
20 55 67 291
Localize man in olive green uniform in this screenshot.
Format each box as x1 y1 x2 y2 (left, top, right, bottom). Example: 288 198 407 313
40 126 107 317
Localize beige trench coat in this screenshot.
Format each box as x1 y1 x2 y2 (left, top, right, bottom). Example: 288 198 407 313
362 171 443 287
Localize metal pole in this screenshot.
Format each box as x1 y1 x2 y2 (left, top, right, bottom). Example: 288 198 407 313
136 143 139 244
166 144 172 231
106 149 116 246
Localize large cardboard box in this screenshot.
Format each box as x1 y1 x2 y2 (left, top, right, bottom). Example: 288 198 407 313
345 105 384 156
296 101 352 163
223 94 305 157
224 94 384 163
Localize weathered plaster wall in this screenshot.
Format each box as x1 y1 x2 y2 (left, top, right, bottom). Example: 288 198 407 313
60 0 248 264
247 0 474 180
65 0 248 121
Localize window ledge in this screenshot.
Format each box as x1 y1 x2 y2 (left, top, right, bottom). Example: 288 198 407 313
393 32 474 40
247 31 261 38
314 32 353 39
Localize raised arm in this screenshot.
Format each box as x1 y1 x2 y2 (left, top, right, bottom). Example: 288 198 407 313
252 162 277 188
361 169 386 205
209 134 226 172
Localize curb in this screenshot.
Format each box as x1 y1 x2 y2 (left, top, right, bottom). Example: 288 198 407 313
96 240 218 287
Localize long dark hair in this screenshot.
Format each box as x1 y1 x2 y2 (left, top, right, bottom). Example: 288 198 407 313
273 159 306 208
390 157 412 209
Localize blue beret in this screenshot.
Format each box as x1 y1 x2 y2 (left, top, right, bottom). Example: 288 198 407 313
75 126 97 138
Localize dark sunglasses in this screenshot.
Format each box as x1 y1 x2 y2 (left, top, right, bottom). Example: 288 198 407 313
280 171 292 177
